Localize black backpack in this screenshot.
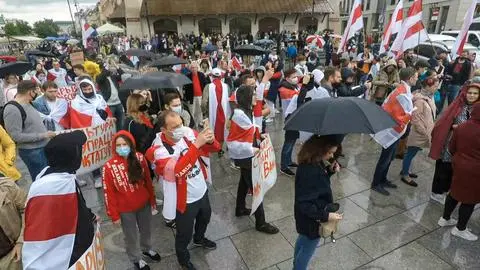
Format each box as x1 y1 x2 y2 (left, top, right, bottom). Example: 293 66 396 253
0 101 27 129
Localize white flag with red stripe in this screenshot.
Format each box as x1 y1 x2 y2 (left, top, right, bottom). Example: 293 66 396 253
379 0 403 54
231 56 242 71
81 20 95 47
390 0 429 57
226 109 260 160
451 0 479 59
337 0 363 54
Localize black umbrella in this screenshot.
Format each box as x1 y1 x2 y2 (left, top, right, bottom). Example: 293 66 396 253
149 55 188 67
0 62 32 77
125 49 155 58
25 50 55 57
254 39 274 46
202 43 218 53
233 44 266 56
284 97 396 135
120 71 191 91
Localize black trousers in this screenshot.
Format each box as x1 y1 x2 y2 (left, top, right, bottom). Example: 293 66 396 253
443 194 475 231
175 192 211 265
236 165 266 227
432 160 452 194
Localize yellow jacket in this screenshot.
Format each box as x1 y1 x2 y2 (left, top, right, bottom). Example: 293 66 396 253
0 126 21 181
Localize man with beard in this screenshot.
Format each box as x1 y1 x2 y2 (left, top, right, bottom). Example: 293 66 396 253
32 81 68 131
319 66 342 98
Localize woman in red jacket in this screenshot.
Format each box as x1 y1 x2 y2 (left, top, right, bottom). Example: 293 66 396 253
102 130 160 270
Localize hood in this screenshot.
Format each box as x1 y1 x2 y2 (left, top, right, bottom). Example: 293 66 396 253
341 68 355 81
112 130 137 157
312 69 324 85
254 66 266 73
77 78 98 100
383 59 398 70
44 130 87 174
472 102 480 121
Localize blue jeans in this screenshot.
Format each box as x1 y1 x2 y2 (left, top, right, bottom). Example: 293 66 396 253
371 140 399 187
293 234 320 270
109 103 125 131
18 147 48 181
400 146 422 176
281 136 297 170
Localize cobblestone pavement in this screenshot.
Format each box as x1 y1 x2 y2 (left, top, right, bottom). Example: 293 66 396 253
16 116 480 270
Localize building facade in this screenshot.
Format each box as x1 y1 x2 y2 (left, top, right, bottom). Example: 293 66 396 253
339 0 480 36
99 0 340 38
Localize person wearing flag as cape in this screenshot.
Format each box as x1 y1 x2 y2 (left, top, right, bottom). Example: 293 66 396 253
146 111 221 270
47 60 72 88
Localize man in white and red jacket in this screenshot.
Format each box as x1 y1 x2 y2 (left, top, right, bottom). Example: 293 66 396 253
146 111 221 270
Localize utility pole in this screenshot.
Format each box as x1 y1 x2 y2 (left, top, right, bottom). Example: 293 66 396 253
67 0 77 34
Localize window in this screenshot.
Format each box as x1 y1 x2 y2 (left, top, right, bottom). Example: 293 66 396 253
390 0 396 5
415 44 435 58
469 34 480 47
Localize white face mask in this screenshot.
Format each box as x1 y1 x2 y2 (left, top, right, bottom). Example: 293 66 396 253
171 105 182 114
172 126 187 141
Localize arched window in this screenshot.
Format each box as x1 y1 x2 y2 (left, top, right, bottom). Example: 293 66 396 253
153 19 177 35
230 17 251 35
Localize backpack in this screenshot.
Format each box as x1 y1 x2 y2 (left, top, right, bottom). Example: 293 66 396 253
0 101 27 129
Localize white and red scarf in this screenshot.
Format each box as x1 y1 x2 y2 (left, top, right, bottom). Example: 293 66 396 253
227 109 260 159
48 68 69 88
208 79 229 143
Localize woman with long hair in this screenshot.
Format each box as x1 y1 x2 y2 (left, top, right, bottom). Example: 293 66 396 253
429 83 480 204
293 135 343 270
102 131 160 270
226 85 279 234
124 93 155 154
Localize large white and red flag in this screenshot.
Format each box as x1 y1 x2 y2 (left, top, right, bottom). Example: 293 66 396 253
390 0 429 57
81 20 95 47
379 0 403 54
337 0 363 54
451 0 479 59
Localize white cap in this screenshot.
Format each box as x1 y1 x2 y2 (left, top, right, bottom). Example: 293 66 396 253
312 69 324 84
211 68 223 77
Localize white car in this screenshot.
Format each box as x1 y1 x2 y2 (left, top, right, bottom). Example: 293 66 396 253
412 39 480 66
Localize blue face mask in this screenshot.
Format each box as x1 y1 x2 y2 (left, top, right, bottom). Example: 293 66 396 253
116 145 131 157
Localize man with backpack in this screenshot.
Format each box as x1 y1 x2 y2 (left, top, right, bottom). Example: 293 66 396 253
1 81 55 181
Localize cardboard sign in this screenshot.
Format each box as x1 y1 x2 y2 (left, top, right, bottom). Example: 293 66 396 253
69 225 105 270
251 134 277 214
57 85 78 102
56 119 116 175
71 51 85 66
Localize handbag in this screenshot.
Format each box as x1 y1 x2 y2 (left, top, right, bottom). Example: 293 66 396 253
319 202 341 243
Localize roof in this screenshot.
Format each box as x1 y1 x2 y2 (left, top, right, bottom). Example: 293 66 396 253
10 36 44 42
142 0 333 15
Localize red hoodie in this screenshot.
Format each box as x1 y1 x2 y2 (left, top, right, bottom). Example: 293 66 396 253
102 130 156 221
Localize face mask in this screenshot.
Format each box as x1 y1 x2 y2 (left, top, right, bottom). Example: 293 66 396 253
139 104 149 112
171 105 182 114
116 145 131 157
83 91 95 98
30 91 38 101
172 126 187 141
290 77 299 85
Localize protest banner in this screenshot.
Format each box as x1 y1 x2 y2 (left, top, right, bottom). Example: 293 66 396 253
69 224 105 270
251 134 277 214
56 118 116 175
71 51 85 66
57 85 78 102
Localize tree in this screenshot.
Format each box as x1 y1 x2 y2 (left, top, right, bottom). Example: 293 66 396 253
3 20 32 36
33 19 60 38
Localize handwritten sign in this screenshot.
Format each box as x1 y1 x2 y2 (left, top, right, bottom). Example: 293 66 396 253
251 134 277 214
71 51 85 66
56 119 116 175
57 85 78 102
69 224 105 270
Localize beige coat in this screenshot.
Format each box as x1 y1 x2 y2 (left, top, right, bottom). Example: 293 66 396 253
0 178 26 269
407 91 437 148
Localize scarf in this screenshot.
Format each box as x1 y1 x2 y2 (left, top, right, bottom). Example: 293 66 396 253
213 78 226 142
139 114 153 129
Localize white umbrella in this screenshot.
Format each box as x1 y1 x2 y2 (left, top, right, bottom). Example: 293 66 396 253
96 23 124 36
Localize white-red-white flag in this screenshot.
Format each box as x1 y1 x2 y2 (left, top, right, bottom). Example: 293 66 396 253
231 56 242 71
337 0 363 54
390 0 429 57
451 0 479 59
379 0 403 54
81 20 95 47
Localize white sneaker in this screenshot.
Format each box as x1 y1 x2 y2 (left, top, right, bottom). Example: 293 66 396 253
151 209 159 216
438 217 457 227
451 227 478 241
156 198 164 206
77 179 87 187
94 178 103 189
430 193 446 205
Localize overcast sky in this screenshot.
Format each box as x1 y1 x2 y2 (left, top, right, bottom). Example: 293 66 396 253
0 0 97 25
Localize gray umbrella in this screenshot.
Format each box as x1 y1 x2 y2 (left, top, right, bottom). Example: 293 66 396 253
284 97 396 135
149 55 188 67
120 71 191 90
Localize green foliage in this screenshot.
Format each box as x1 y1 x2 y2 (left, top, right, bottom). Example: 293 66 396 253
33 19 61 38
3 20 32 36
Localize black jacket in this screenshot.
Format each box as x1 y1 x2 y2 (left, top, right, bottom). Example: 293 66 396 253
184 71 208 104
337 83 367 97
96 68 124 103
123 116 156 154
294 163 334 239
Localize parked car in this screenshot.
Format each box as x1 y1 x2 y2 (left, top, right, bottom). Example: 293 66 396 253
440 30 480 48
412 38 480 67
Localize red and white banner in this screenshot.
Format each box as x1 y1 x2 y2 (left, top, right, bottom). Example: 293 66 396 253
337 0 363 53
68 225 105 270
82 20 95 47
390 0 429 57
57 85 78 102
379 0 403 54
451 0 478 59
251 134 277 215
56 118 116 175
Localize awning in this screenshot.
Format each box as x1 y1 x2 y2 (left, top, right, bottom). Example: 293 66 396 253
96 23 125 35
142 0 333 16
10 36 44 42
